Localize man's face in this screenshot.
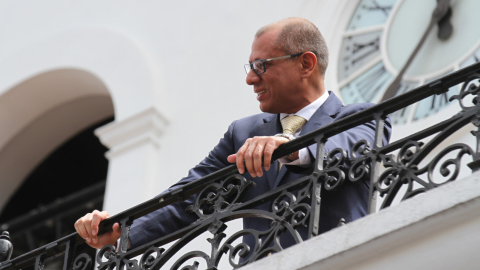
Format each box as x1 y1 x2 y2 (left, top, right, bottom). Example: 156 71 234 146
246 30 303 114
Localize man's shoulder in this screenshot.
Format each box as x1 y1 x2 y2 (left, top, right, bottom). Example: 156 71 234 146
335 102 374 119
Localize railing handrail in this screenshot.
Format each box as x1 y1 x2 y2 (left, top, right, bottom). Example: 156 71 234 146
96 61 480 236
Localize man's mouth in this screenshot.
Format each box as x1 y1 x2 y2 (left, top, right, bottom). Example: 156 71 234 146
257 90 267 96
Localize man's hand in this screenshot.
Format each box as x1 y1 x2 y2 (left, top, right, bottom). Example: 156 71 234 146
74 210 121 249
227 136 297 177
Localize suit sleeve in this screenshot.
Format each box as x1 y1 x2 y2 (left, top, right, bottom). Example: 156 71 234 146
128 122 237 249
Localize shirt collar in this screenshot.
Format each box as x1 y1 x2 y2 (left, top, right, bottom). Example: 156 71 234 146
280 91 329 121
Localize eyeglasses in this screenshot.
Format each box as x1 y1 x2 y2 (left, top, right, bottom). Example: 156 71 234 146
244 52 305 75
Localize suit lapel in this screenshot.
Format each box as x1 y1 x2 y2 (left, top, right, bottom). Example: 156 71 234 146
252 114 282 189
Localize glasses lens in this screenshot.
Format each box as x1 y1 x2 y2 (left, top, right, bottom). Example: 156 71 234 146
252 60 265 75
244 64 251 74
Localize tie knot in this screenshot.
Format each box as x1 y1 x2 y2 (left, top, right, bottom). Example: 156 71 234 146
281 115 307 135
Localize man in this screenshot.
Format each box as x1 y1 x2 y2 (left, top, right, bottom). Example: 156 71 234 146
75 18 391 251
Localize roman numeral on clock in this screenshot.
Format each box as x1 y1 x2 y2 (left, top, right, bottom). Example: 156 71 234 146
351 37 380 65
361 1 393 17
338 31 383 80
355 63 390 102
413 87 457 121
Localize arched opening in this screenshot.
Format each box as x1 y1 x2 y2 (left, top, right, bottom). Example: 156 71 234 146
0 68 114 261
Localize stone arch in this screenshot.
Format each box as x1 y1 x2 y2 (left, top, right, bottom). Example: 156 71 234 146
0 28 163 212
0 68 114 212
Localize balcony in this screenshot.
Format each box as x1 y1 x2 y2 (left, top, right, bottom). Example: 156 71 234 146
1 61 480 270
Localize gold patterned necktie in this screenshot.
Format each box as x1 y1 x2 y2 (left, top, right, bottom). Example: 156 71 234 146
281 115 307 136
278 115 307 172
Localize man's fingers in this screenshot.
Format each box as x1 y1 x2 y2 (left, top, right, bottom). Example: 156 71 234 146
90 210 104 236
232 136 289 176
74 218 89 241
90 210 109 244
77 216 92 242
74 210 117 249
111 223 122 243
74 210 112 246
253 140 265 176
81 213 94 243
263 138 277 171
264 137 288 170
112 222 121 232
227 154 237 163
244 139 258 177
236 140 250 174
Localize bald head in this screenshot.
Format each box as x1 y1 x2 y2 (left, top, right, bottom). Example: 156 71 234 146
255 18 329 77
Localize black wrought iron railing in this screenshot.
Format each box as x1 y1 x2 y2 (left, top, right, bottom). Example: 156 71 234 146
1 61 480 270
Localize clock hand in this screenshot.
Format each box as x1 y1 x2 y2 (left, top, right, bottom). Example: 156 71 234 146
437 5 453 40
380 0 452 101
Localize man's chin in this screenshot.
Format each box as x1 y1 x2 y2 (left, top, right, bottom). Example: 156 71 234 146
259 104 272 113
259 102 281 114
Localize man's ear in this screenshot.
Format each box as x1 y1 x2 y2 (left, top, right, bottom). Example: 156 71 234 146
300 52 317 78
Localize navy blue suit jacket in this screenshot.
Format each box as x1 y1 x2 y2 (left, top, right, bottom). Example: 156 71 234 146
129 92 391 249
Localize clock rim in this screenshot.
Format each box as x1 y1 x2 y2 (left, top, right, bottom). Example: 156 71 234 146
323 0 360 101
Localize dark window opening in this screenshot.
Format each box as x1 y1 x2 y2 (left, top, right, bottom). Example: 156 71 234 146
0 116 114 265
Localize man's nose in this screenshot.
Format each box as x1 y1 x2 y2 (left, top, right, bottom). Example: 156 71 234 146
246 69 260 85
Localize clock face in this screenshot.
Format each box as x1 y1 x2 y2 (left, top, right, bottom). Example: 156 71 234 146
337 0 480 125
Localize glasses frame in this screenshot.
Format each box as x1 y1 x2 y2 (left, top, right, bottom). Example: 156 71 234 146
244 52 305 75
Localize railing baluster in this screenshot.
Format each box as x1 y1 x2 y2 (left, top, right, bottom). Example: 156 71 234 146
473 122 480 171
309 135 326 238
467 106 480 171
119 218 133 255
314 135 326 173
62 239 75 270
368 112 387 214
33 255 44 270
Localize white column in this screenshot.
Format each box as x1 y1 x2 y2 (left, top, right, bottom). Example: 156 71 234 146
95 107 168 215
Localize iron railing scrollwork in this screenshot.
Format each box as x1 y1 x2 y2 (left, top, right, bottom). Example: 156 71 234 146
1 62 480 270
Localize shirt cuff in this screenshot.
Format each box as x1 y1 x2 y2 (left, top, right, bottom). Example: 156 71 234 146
278 148 311 166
